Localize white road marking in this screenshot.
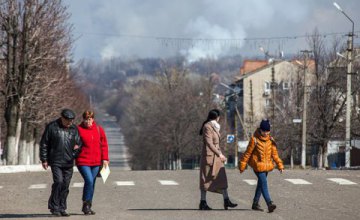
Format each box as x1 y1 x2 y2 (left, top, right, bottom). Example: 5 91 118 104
243 179 257 185
327 178 357 185
115 181 135 186
158 180 179 185
29 184 47 189
0 186 3 189
72 182 84 187
285 179 312 185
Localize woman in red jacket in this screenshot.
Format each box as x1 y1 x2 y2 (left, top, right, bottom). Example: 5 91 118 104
76 110 109 215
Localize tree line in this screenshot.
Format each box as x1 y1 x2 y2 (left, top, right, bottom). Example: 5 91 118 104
74 30 360 170
75 58 229 170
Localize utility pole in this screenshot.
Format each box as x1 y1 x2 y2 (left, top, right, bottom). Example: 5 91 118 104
300 50 312 169
221 83 242 167
345 31 354 167
271 63 276 123
250 80 254 133
259 47 282 127
334 2 354 168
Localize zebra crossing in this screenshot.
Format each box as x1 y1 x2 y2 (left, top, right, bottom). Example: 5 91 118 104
115 181 135 186
0 177 357 190
243 178 357 185
327 178 357 185
284 179 312 184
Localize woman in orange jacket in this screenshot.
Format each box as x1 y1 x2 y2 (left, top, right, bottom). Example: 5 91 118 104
239 119 284 213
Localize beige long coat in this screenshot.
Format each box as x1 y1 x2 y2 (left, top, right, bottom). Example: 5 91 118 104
199 122 228 193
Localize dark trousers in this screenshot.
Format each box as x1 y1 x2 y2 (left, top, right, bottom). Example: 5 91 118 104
48 166 73 212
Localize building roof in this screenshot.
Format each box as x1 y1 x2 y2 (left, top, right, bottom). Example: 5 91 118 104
235 60 284 82
240 60 268 75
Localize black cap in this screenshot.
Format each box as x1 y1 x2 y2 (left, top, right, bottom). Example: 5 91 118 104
61 109 75 120
260 119 271 131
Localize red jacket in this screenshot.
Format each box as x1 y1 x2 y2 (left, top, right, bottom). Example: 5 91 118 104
76 122 109 166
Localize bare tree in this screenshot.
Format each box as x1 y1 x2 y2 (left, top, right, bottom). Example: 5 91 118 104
120 64 218 170
306 29 347 168
0 0 79 164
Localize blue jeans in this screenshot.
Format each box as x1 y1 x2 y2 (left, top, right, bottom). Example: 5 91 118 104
77 166 100 202
254 172 272 205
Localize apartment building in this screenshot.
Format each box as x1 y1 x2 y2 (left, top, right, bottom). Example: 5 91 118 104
233 59 314 139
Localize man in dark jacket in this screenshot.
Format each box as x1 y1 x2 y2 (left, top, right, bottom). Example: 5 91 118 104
40 109 82 217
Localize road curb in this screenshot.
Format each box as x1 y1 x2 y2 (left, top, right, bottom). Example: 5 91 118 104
0 165 79 173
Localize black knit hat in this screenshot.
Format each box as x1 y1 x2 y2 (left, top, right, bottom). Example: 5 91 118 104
61 109 76 120
260 119 271 131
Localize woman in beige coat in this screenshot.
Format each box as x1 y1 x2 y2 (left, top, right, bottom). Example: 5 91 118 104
199 109 237 210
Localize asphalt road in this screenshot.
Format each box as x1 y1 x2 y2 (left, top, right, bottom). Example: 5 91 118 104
95 110 131 170
0 169 359 220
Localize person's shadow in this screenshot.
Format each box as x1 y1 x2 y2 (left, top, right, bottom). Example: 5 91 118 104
0 213 83 218
128 208 251 211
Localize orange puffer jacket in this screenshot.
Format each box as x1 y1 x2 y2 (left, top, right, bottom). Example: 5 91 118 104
239 129 284 172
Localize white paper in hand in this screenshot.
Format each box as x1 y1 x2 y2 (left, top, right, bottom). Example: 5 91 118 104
100 165 110 183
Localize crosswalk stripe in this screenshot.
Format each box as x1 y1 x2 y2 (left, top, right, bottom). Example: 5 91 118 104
29 184 47 189
158 180 179 185
285 179 312 185
327 178 357 185
243 179 257 185
115 181 135 186
72 182 84 187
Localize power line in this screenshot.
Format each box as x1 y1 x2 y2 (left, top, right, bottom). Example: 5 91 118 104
73 30 360 41
72 30 360 53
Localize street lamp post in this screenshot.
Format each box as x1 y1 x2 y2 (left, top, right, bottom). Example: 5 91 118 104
334 2 354 168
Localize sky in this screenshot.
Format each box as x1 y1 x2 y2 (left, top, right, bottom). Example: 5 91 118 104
64 0 360 62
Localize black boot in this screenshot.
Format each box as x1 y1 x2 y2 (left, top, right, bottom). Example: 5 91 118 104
224 198 238 210
88 201 96 215
199 200 212 210
267 201 277 213
82 201 91 215
252 201 264 211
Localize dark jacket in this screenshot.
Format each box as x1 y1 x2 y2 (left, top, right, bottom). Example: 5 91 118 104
40 118 82 167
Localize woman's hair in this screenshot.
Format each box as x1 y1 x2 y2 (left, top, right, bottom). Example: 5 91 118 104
82 110 95 120
199 109 220 135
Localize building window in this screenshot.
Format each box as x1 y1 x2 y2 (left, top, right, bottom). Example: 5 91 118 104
264 81 271 91
264 81 271 96
265 98 271 107
283 82 289 90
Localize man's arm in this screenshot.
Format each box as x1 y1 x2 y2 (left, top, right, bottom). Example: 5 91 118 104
39 124 50 169
73 127 82 158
